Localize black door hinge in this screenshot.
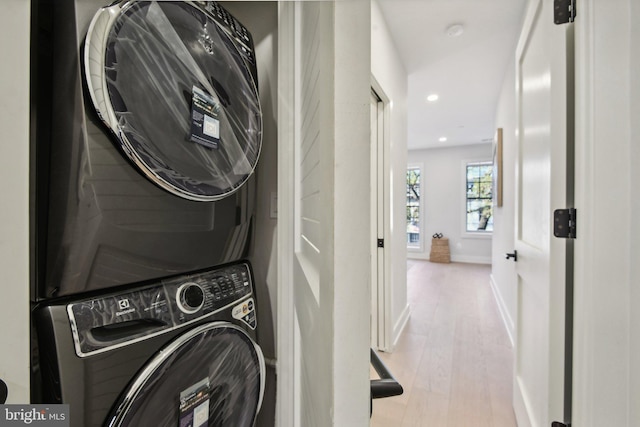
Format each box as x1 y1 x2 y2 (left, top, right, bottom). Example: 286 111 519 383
377 239 384 248
552 422 571 427
554 208 577 239
554 0 576 24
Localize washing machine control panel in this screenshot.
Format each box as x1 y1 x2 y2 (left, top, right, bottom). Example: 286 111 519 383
168 264 253 320
67 262 254 357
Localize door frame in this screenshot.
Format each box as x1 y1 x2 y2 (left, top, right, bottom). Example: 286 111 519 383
572 0 636 425
275 3 297 426
370 77 392 352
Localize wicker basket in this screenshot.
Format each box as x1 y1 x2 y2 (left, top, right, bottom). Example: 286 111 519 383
429 237 451 263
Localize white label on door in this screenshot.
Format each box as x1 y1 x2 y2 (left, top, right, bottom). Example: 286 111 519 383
203 115 220 139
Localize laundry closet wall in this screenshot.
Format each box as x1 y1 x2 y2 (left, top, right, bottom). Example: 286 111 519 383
219 3 278 426
0 0 30 403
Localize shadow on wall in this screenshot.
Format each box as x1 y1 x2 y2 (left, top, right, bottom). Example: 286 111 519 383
219 2 279 427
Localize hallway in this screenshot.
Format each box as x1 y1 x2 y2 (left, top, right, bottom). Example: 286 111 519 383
371 261 516 426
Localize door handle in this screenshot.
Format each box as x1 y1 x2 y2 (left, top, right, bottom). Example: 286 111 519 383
370 348 403 417
505 251 518 262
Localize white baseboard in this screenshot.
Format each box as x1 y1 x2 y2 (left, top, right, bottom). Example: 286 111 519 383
451 254 492 264
513 376 533 427
407 253 492 264
489 273 515 347
391 304 411 351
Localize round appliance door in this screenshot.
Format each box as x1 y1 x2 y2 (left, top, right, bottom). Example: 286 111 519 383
84 1 262 201
106 323 265 427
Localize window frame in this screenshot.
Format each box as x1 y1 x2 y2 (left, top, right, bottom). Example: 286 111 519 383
462 160 494 238
406 163 424 251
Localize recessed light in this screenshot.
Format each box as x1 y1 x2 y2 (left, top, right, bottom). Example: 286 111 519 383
439 137 447 142
426 94 439 102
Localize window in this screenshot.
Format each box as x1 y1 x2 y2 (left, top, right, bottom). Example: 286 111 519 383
406 166 421 248
466 162 493 232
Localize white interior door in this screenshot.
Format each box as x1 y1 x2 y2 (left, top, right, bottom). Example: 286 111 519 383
513 0 573 426
291 2 334 425
370 89 385 350
277 1 371 425
277 2 333 424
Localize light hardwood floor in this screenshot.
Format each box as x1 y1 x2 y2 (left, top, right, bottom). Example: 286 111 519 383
370 261 516 427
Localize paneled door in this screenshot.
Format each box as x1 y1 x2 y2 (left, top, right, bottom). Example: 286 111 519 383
370 89 386 350
277 1 371 425
513 0 574 425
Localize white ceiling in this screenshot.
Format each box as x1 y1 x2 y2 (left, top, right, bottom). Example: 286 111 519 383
376 0 527 150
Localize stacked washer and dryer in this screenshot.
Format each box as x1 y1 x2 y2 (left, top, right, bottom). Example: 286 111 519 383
30 1 265 426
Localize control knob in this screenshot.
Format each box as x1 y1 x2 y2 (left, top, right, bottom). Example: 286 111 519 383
177 283 205 314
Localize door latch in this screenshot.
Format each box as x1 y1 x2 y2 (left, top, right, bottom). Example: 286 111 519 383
505 251 518 262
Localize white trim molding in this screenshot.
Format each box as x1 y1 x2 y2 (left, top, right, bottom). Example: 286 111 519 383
391 304 411 351
490 274 515 347
275 3 296 426
406 162 425 252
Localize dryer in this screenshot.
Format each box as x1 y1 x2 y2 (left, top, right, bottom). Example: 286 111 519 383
34 261 265 427
30 0 262 300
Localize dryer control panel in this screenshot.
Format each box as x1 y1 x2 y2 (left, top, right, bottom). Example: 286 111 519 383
66 262 256 357
201 1 256 68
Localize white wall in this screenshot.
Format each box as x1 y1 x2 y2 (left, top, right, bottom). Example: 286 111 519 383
371 0 409 349
0 0 31 403
333 3 371 422
630 1 640 424
407 144 493 264
490 58 517 344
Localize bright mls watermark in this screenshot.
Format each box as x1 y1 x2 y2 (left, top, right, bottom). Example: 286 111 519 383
0 405 69 426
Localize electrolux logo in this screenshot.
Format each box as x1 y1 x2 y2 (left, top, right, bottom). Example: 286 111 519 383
116 298 135 317
0 405 69 426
